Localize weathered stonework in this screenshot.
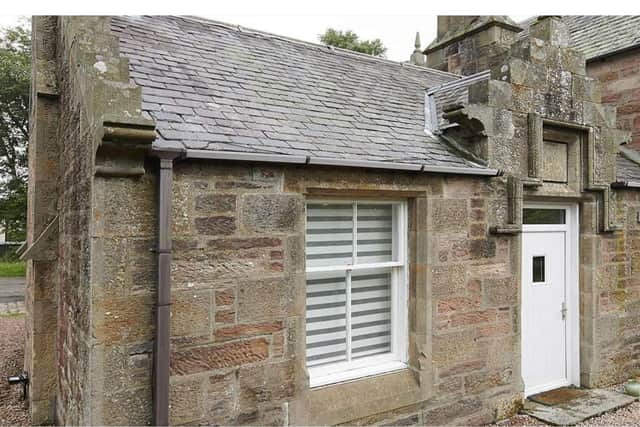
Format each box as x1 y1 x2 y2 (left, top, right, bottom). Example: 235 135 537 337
25 14 640 427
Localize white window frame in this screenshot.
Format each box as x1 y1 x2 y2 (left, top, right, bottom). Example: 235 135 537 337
305 199 409 388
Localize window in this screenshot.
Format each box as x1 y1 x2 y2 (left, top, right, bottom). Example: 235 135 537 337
523 208 566 225
305 200 408 387
532 256 545 283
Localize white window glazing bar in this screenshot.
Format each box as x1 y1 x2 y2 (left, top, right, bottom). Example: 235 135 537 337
306 261 404 273
352 202 358 265
345 270 353 362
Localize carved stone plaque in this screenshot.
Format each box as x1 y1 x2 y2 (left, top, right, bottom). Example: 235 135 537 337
542 140 568 182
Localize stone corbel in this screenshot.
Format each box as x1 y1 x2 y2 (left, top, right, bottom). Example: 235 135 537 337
95 114 156 177
491 176 523 235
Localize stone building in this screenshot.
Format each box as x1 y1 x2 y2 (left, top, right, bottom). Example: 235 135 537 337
23 15 640 425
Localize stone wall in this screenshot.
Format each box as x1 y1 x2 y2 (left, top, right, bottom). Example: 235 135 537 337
163 162 520 425
28 16 157 425
591 189 640 384
89 168 157 425
25 16 60 425
453 15 640 388
54 18 94 424
167 162 303 425
587 49 640 149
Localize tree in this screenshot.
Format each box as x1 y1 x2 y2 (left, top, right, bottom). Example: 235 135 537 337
0 21 30 241
319 28 387 57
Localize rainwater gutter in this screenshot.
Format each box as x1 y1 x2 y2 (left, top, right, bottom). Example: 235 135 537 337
612 180 640 189
183 149 501 176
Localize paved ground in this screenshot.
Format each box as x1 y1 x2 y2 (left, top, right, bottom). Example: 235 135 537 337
522 388 636 425
495 384 640 426
0 277 25 315
0 277 25 303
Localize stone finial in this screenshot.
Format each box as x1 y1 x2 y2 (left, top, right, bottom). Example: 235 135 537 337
410 32 426 65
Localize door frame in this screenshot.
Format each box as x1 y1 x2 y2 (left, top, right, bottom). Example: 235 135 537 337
521 202 580 396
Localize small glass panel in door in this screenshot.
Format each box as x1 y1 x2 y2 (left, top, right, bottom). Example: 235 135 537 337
532 256 545 283
523 209 566 225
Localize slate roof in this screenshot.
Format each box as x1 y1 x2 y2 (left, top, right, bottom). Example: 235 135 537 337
110 16 490 170
519 16 640 60
617 154 640 183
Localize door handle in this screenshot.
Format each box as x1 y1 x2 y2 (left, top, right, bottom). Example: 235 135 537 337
561 302 567 320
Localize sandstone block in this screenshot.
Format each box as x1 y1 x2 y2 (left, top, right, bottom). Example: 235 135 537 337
470 239 496 259
171 290 212 337
215 321 283 342
238 360 295 407
195 216 236 235
94 294 154 344
215 288 235 306
423 398 483 425
170 378 204 425
195 194 236 212
208 236 281 250
240 194 302 233
237 278 294 322
432 199 468 231
170 338 269 375
431 264 466 297
483 277 517 306
215 309 236 324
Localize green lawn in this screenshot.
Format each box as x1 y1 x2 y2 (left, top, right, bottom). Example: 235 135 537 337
0 261 26 277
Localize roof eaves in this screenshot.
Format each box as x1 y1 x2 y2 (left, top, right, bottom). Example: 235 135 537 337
586 43 640 62
178 149 500 176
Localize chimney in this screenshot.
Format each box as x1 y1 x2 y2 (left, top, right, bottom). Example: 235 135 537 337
425 16 522 75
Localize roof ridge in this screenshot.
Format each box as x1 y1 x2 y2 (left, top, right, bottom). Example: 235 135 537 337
175 15 461 80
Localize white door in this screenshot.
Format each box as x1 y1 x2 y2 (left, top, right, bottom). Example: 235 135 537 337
521 204 579 396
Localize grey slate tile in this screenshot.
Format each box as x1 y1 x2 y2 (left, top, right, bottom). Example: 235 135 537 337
111 15 487 170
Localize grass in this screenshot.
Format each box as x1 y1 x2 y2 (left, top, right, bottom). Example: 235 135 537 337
0 312 24 318
0 262 25 277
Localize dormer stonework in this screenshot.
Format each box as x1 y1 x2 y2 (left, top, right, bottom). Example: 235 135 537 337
425 16 522 75
436 16 631 233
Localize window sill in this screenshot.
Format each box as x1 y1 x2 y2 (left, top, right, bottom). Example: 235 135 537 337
309 361 407 389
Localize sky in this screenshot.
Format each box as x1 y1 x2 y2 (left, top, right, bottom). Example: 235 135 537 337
0 14 532 62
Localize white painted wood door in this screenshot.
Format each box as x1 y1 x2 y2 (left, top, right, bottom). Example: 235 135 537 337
521 204 579 396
